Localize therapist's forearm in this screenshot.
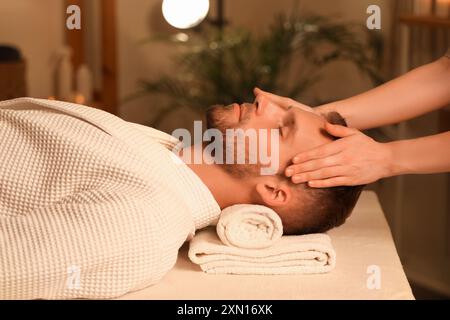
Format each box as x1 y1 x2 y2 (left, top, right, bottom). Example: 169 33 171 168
318 56 450 130
385 131 450 177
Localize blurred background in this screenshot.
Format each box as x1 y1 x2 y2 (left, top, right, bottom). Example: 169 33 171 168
0 0 449 299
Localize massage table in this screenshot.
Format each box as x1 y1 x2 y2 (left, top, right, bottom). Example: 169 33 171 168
118 191 414 300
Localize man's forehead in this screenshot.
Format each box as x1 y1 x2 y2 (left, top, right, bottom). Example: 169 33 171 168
290 108 333 148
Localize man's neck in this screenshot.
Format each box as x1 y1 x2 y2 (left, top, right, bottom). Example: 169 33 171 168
179 144 253 209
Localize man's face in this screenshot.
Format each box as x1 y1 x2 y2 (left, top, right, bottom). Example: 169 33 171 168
206 98 333 175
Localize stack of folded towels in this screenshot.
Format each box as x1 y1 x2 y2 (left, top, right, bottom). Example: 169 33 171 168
188 204 336 275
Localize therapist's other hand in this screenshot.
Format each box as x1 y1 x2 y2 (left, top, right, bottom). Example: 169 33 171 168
285 122 392 187
253 87 315 114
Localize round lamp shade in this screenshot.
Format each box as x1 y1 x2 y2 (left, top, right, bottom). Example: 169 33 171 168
162 0 210 29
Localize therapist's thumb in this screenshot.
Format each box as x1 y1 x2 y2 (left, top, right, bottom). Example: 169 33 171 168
324 122 358 138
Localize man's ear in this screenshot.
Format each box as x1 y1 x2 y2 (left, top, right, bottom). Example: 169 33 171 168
255 180 292 208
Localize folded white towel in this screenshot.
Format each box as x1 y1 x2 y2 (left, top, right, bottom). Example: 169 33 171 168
188 228 336 275
216 204 283 249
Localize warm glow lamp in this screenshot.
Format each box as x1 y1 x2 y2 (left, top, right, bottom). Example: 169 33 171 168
162 0 210 29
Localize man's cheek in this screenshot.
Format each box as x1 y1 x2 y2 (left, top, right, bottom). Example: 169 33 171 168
259 129 281 176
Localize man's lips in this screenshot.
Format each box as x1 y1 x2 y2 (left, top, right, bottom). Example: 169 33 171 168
229 103 253 122
230 103 241 121
239 103 255 121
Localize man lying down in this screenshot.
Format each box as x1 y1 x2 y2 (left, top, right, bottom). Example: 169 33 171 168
0 97 363 299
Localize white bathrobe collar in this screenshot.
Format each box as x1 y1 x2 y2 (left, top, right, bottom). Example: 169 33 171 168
139 129 221 236
175 156 221 238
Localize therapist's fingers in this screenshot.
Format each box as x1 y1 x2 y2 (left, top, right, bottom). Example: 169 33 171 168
291 139 344 165
286 153 343 177
308 177 354 188
289 123 359 165
253 88 313 112
254 88 290 107
290 166 348 184
286 126 387 187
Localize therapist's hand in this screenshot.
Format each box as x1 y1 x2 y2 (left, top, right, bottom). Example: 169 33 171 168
285 122 393 187
253 88 315 113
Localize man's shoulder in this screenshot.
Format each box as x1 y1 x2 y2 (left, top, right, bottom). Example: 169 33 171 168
126 122 181 151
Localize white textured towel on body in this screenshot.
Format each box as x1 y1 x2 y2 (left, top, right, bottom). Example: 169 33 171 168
216 204 283 249
188 227 336 275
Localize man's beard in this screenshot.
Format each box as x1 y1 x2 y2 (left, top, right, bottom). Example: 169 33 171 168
205 104 237 132
205 104 260 178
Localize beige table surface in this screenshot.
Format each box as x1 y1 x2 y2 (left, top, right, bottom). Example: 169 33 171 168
118 191 414 300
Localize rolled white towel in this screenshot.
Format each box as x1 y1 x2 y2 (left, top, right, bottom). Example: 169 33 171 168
188 228 336 275
216 204 283 249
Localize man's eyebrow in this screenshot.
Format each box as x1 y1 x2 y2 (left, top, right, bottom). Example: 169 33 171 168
283 109 297 134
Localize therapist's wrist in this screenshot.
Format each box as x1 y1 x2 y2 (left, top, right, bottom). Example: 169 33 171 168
384 141 411 177
370 141 395 180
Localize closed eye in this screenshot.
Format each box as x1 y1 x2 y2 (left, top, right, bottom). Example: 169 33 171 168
280 111 296 138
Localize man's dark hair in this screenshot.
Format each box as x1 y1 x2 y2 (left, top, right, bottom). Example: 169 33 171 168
283 111 365 235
